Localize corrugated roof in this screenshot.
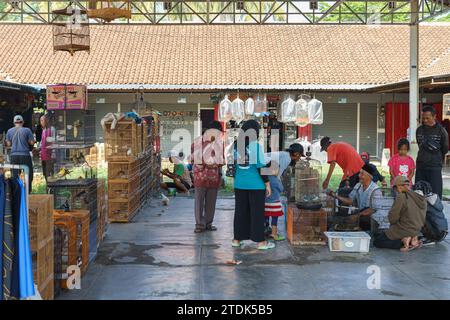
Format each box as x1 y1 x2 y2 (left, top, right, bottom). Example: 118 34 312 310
0 24 449 90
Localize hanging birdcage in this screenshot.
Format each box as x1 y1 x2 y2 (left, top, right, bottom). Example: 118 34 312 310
294 94 311 127
279 94 296 123
134 87 148 115
52 3 90 55
254 93 268 117
87 0 132 23
244 97 255 117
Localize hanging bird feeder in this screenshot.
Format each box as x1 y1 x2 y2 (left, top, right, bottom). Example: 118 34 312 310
87 0 132 23
52 3 90 56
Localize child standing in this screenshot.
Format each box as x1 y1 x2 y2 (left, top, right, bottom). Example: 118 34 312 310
265 174 285 241
388 138 416 187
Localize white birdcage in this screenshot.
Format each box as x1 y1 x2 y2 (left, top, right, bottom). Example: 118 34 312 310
308 98 323 125
231 95 245 124
244 97 255 116
279 95 296 123
294 95 310 127
218 95 233 122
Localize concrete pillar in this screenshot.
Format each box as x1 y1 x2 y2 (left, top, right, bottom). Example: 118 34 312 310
409 0 419 157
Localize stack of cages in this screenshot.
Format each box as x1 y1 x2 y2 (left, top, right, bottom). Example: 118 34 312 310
46 84 98 223
29 195 55 300
96 179 108 247
285 158 327 245
53 215 77 290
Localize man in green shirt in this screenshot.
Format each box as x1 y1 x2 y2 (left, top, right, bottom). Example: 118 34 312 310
161 151 192 193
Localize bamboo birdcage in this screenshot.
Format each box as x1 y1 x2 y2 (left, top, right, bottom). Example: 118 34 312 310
52 4 90 55
87 0 131 22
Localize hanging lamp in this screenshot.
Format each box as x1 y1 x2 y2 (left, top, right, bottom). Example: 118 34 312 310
87 0 131 23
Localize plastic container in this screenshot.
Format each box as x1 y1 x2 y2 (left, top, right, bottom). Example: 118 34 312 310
218 95 233 122
231 96 245 124
325 231 371 253
254 94 268 117
294 97 310 127
308 98 323 125
244 97 255 116
279 95 296 123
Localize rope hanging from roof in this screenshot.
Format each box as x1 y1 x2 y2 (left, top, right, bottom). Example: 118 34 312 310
87 0 131 23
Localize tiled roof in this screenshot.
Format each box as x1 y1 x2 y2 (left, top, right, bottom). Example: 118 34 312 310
0 24 449 90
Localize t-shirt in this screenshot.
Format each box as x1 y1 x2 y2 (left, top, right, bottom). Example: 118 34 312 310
349 182 382 211
388 154 416 186
327 142 364 180
6 126 34 156
234 141 266 190
173 162 192 187
40 127 54 161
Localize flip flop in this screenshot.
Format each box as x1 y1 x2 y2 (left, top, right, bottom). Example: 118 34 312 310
400 241 423 252
231 241 244 248
270 234 286 241
257 241 276 250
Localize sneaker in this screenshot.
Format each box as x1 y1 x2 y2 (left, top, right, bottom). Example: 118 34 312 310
422 238 436 246
206 225 217 231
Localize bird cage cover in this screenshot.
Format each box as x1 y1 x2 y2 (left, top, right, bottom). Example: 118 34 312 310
279 96 296 123
231 96 245 124
218 95 232 122
87 0 131 22
308 99 323 125
294 98 309 127
53 24 90 55
254 94 268 117
244 97 255 116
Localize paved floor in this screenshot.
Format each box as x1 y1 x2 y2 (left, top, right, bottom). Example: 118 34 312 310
60 195 450 300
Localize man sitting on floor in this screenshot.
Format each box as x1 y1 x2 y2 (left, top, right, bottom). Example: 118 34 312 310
160 151 193 193
329 164 382 231
373 176 427 252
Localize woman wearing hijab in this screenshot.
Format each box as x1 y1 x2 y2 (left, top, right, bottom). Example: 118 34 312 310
232 120 275 250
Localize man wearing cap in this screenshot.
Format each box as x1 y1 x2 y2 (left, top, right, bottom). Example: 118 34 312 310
374 175 427 251
321 137 364 189
360 152 387 187
5 115 35 191
329 164 382 230
264 143 304 178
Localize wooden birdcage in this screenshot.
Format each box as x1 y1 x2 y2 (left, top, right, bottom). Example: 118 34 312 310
52 4 90 55
87 0 131 22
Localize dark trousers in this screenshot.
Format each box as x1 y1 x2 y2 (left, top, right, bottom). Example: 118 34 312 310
339 171 360 189
265 216 279 226
373 232 403 250
10 155 33 193
194 187 218 229
415 167 443 199
234 189 266 243
42 160 55 182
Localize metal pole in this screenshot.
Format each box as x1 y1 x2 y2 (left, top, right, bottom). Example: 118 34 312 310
409 0 419 149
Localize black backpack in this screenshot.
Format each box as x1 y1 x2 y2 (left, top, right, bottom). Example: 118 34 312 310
423 195 448 242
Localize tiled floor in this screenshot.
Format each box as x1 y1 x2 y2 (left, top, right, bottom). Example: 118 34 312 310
59 195 450 300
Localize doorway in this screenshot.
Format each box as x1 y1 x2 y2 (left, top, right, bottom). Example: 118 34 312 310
200 109 215 132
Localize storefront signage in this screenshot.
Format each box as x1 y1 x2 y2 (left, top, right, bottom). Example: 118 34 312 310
96 97 106 104
338 97 347 104
443 93 450 121
177 97 187 104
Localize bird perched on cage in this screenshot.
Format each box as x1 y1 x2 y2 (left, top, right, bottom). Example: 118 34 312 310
57 167 72 179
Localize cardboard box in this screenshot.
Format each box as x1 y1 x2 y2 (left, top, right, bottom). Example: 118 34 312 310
46 85 66 110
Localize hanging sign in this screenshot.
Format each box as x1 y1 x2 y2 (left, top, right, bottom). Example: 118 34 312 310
443 93 450 121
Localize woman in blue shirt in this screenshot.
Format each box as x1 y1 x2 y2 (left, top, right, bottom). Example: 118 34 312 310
232 120 275 250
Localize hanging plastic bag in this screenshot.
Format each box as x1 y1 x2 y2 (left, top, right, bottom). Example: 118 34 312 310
231 95 245 124
245 97 255 116
218 95 232 122
254 94 268 117
279 95 296 123
295 97 309 127
308 98 323 125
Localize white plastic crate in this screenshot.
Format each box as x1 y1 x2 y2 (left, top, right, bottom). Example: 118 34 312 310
325 231 371 253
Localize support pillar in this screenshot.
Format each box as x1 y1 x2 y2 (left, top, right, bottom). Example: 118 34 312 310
409 0 419 158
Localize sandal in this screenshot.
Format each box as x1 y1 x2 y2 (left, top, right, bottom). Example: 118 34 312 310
257 241 276 250
270 234 285 241
400 241 423 252
231 241 244 248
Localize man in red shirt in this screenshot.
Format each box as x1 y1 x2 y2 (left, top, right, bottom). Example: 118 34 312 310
321 136 364 189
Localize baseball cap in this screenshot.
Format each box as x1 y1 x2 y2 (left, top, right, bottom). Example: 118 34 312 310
393 175 410 187
360 152 369 160
13 115 24 124
361 164 377 178
286 143 304 156
320 137 331 152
